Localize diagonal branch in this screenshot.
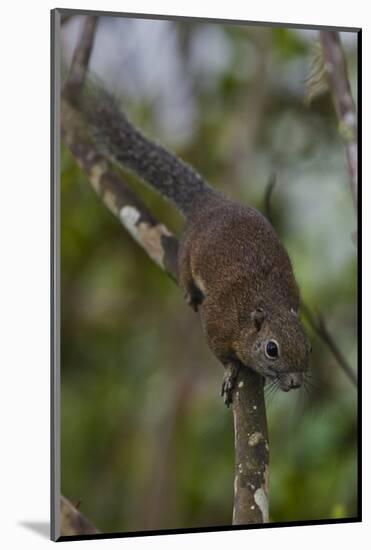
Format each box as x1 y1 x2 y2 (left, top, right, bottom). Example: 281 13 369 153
301 303 357 386
319 31 358 210
60 496 99 537
61 99 179 279
63 15 99 100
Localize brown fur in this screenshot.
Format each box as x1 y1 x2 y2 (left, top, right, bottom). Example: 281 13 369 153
178 192 311 391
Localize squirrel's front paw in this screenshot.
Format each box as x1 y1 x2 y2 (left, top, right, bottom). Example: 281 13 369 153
184 291 199 312
184 282 204 313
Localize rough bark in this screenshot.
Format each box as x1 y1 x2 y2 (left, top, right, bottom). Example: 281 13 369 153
232 368 269 524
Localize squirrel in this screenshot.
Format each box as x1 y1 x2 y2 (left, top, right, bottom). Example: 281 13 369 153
79 84 311 405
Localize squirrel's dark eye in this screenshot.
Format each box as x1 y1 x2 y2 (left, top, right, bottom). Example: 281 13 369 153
265 340 279 359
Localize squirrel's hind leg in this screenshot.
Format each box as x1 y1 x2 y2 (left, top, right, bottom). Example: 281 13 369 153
178 238 205 312
184 281 205 312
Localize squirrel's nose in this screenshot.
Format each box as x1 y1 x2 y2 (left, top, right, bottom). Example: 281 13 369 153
288 374 302 389
289 378 300 389
278 372 303 391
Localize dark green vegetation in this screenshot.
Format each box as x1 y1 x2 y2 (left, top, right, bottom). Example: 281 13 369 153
60 19 358 532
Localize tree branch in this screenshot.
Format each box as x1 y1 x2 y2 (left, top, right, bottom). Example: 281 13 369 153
263 172 276 225
61 99 179 280
60 496 99 536
61 13 178 280
63 15 99 100
60 15 270 530
232 368 269 524
319 31 358 210
301 303 357 386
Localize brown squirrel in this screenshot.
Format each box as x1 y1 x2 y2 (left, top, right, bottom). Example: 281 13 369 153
80 84 311 404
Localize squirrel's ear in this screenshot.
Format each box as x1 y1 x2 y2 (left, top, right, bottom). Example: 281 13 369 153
251 308 266 332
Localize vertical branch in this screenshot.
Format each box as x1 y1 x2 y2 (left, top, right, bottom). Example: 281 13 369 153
141 365 199 529
232 369 269 524
319 31 358 210
228 30 271 525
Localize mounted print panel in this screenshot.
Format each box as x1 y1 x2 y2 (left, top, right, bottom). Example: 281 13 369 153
51 8 360 542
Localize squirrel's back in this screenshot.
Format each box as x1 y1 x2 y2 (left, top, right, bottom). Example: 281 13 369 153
180 193 300 310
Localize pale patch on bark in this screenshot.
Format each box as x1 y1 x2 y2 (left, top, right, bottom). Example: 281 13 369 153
89 162 106 193
120 205 140 229
254 487 269 523
102 189 119 216
119 206 172 268
343 110 357 129
232 475 238 523
263 463 269 495
248 431 264 447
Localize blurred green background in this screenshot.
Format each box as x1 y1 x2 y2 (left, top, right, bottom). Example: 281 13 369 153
60 16 358 533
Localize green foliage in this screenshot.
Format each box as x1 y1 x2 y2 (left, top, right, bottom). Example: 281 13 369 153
272 28 308 59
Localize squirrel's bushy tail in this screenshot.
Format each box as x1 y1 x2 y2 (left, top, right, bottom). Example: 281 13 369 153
79 82 212 217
